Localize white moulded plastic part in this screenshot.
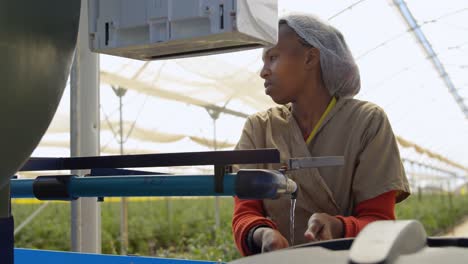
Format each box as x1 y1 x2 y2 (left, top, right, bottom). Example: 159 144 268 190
88 0 278 60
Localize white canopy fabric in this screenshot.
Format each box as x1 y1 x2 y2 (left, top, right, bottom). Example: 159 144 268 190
33 0 467 180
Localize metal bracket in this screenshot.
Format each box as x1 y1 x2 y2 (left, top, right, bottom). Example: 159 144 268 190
287 156 345 170
214 165 226 193
214 165 233 193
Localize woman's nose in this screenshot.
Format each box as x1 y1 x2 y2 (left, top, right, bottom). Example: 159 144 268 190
260 65 271 79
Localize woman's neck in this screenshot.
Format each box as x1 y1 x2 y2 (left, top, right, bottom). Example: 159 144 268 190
292 82 332 138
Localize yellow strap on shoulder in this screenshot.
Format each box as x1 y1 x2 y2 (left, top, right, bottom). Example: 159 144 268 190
306 96 337 144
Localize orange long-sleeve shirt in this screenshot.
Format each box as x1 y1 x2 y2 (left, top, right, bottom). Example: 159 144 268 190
232 190 396 256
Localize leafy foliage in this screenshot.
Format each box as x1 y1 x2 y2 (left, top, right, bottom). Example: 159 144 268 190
12 194 468 262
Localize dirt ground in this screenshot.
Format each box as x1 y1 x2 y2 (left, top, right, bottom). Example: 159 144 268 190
444 217 468 237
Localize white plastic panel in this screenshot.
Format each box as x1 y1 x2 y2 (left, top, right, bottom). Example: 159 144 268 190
88 0 278 60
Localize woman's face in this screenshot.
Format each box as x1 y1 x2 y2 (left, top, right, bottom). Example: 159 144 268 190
260 24 317 104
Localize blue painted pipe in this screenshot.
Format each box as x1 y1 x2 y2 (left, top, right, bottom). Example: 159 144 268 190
10 179 34 198
10 170 297 200
10 174 236 198
72 174 236 197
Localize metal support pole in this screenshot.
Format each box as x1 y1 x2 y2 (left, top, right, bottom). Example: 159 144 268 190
206 108 221 230
70 0 101 253
165 197 173 235
112 86 128 255
417 186 422 202
213 118 221 229
392 0 468 119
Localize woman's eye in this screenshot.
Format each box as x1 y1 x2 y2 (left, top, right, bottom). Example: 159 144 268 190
270 55 278 61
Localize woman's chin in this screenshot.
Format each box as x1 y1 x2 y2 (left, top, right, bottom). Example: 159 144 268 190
266 89 288 104
269 95 289 105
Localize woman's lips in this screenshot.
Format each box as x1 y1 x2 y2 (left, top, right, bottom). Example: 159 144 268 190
264 82 273 94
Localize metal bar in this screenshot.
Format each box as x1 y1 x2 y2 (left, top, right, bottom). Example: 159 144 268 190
10 175 236 199
15 248 218 263
20 158 62 171
90 168 169 176
288 156 345 170
14 202 50 235
100 71 249 118
70 0 101 253
392 0 468 119
115 86 128 255
20 149 280 171
402 158 459 177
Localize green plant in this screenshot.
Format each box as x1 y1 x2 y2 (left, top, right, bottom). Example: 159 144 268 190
12 194 468 262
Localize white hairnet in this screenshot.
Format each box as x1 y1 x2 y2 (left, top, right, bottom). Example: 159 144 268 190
280 13 361 97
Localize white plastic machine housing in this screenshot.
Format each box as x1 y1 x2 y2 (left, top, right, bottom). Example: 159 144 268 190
88 0 277 60
229 220 468 264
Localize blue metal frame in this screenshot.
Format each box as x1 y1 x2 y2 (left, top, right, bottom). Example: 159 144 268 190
15 249 221 264
9 150 285 263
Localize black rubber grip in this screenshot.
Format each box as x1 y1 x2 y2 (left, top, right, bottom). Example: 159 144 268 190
33 175 75 200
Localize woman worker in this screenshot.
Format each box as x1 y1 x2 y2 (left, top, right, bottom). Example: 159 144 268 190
232 13 410 255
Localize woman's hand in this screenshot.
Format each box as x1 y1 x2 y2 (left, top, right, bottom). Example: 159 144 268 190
304 213 344 241
253 227 289 253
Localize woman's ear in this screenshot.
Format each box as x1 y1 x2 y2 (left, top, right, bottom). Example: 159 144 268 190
304 48 320 70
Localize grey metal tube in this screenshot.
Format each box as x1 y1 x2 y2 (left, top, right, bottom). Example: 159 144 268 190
71 0 101 253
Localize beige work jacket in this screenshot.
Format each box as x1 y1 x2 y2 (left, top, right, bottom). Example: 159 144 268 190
235 98 410 245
